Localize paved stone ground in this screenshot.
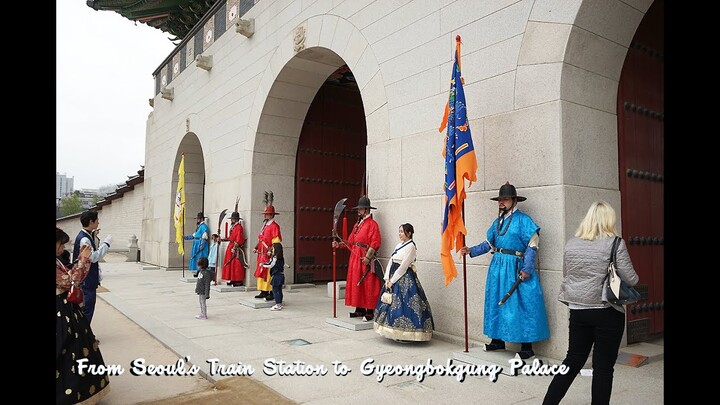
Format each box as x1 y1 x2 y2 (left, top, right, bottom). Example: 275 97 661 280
91 297 210 403
92 261 294 404
90 254 663 404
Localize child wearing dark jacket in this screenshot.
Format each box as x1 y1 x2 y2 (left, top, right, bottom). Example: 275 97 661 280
194 257 213 319
263 243 285 311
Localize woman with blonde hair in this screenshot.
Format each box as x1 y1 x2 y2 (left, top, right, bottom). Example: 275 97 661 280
543 201 639 405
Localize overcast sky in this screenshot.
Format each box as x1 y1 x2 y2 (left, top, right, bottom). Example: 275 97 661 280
56 1 176 190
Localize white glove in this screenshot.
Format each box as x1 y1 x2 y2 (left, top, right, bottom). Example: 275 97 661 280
103 235 113 246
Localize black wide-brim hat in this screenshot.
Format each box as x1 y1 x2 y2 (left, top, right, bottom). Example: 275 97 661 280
490 183 526 202
352 196 376 210
230 212 241 220
196 212 207 219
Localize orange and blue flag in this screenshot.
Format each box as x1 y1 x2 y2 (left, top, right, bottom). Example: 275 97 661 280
440 35 478 285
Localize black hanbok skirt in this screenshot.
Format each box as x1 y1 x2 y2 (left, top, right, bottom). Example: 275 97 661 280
56 291 110 404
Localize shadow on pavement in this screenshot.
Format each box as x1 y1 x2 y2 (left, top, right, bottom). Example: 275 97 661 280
93 289 294 404
138 376 296 404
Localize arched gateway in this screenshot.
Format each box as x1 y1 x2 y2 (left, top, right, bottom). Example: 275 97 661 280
86 0 664 356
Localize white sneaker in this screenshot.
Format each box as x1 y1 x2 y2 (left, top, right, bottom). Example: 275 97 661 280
270 304 283 311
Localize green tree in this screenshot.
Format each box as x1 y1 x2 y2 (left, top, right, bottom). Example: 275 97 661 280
92 194 103 205
60 194 84 216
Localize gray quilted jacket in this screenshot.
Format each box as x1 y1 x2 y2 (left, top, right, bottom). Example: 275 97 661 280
558 236 639 313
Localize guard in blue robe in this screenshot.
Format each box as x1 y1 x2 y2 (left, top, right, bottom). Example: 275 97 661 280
185 212 210 274
462 183 549 360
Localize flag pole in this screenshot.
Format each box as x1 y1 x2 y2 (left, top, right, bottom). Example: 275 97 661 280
462 203 469 352
182 167 185 278
175 152 187 277
215 238 220 285
182 209 185 278
440 34 477 352
332 245 337 318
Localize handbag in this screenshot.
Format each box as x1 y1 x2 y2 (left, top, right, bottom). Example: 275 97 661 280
381 288 393 305
603 237 641 305
67 282 84 304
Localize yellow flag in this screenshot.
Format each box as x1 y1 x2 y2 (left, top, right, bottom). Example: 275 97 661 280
174 154 185 255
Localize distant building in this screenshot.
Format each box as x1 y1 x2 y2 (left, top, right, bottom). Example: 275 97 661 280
56 185 111 215
56 172 74 199
77 190 101 210
98 184 122 196
78 188 100 195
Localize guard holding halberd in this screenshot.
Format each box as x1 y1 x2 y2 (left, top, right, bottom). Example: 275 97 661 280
332 196 382 322
223 198 247 287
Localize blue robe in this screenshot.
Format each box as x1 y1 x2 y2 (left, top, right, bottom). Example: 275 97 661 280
484 210 549 343
188 222 210 271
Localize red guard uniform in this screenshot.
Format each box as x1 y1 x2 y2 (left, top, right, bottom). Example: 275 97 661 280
255 219 282 292
343 214 382 309
222 221 245 283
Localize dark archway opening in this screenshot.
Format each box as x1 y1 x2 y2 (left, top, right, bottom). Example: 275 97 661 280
617 0 664 343
294 66 366 282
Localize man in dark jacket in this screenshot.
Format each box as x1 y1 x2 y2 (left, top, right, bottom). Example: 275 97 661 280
72 210 112 324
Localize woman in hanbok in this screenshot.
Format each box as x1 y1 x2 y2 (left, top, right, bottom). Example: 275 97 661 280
56 227 110 404
374 223 434 341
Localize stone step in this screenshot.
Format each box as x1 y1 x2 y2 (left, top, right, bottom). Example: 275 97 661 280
618 339 664 367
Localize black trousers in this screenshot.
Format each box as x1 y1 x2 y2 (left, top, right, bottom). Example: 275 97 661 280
81 284 98 324
543 307 625 405
271 272 285 304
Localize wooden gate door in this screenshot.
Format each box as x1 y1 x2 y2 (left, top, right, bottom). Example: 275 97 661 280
295 78 366 282
617 0 664 343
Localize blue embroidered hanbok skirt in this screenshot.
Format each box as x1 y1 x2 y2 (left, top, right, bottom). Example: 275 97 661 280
373 262 434 341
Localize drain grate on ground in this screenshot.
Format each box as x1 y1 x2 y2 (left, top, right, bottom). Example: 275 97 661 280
282 338 312 346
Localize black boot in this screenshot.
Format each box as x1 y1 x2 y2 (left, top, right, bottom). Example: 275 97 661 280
255 291 269 299
265 292 274 301
516 343 535 360
349 308 366 318
484 338 506 352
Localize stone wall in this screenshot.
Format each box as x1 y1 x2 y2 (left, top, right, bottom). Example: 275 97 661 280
56 182 144 261
141 0 658 358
